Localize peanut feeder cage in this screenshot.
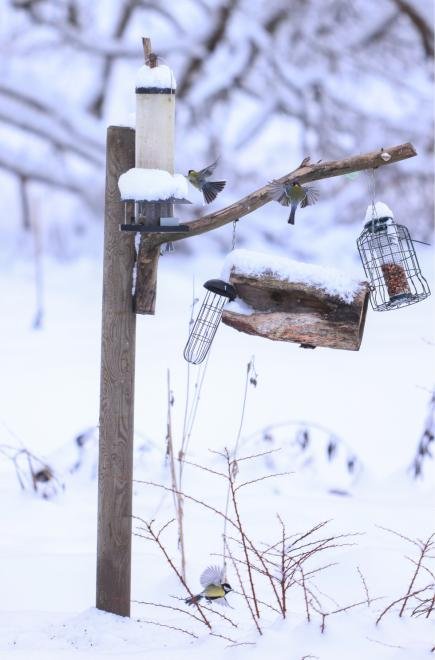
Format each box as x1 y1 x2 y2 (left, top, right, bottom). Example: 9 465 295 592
184 279 237 365
357 210 430 311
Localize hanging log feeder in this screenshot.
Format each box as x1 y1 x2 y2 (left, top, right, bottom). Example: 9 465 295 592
221 250 370 351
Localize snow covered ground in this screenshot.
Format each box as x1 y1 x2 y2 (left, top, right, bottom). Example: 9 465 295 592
0 242 434 658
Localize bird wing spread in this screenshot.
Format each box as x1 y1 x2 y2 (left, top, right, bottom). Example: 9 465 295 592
300 185 319 208
210 596 231 608
200 565 225 588
268 180 290 206
197 159 219 179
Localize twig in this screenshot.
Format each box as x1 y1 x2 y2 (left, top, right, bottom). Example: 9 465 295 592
136 618 198 639
234 472 290 492
132 516 212 630
225 539 262 635
165 369 186 580
357 566 371 607
132 599 205 626
399 534 434 616
376 586 432 625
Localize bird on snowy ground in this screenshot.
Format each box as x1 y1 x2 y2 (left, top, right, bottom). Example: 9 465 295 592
187 159 226 204
184 565 233 606
269 179 319 224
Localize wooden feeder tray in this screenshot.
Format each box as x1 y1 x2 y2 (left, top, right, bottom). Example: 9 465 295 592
222 258 370 351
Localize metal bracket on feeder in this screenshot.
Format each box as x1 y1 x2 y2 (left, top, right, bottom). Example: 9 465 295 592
184 279 237 365
119 197 191 232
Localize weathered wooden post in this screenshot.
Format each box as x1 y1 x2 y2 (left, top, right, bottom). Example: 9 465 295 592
96 126 136 616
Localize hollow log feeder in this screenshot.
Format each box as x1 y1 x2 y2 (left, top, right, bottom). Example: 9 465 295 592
222 271 370 351
134 37 175 314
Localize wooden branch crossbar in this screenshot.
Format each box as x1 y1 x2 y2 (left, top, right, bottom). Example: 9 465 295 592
142 142 416 247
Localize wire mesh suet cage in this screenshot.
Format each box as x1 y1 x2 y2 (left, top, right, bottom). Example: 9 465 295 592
357 214 430 311
184 279 236 364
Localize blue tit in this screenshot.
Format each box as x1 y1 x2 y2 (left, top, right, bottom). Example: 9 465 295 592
187 159 226 204
185 565 232 606
269 179 319 224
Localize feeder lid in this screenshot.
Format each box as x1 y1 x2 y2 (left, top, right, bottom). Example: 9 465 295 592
363 217 391 232
203 279 236 300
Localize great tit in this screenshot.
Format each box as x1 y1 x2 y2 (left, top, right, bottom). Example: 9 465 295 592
269 179 319 224
187 160 226 204
185 565 232 606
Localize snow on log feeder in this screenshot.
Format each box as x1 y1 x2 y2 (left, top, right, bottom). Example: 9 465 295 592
357 202 430 311
184 279 236 364
220 249 370 351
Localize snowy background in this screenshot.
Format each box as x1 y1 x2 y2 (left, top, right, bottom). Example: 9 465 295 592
0 1 434 658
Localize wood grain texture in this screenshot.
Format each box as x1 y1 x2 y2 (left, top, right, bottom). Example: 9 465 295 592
222 272 370 351
140 142 417 249
97 125 136 617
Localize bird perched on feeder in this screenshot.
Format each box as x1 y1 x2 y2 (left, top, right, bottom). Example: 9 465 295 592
187 159 226 204
185 565 232 606
269 180 319 224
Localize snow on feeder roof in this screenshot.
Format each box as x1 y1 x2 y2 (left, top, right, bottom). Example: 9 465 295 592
136 64 176 91
222 249 362 304
364 201 394 222
118 168 188 202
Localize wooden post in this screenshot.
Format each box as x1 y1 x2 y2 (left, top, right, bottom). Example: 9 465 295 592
134 37 176 314
96 125 136 616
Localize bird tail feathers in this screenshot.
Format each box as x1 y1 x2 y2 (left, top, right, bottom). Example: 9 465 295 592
185 594 203 606
288 206 296 224
202 180 226 204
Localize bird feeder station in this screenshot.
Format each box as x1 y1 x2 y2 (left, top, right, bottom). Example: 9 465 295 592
357 202 430 311
97 34 422 621
220 250 370 351
184 279 236 364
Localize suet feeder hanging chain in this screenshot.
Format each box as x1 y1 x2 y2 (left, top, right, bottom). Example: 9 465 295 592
232 218 238 251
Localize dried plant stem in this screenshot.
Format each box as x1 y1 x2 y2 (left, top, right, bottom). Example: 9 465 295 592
225 539 262 635
357 566 371 607
277 515 287 618
376 586 431 625
137 618 198 639
223 357 255 573
166 370 186 581
399 534 434 617
227 453 260 618
132 599 205 626
133 516 212 630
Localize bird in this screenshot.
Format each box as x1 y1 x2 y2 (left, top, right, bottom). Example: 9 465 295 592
187 159 226 204
269 180 319 224
184 565 232 607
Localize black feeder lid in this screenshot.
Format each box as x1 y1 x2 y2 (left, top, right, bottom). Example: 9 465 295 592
203 279 236 301
363 216 393 232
